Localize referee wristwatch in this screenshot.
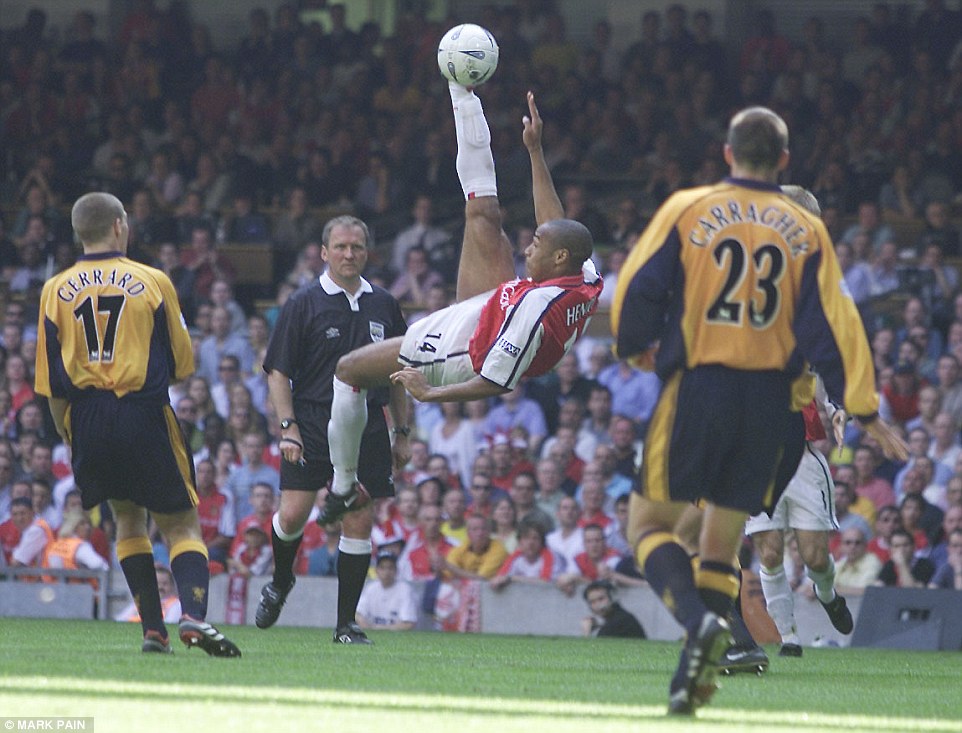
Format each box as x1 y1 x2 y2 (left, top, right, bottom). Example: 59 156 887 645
280 418 298 430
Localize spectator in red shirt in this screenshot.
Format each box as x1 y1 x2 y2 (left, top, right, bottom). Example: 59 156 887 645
399 503 453 582
491 520 564 588
227 525 272 577
578 477 613 531
509 471 554 535
882 360 924 424
194 458 235 568
181 224 235 302
853 445 896 511
866 505 901 564
6 354 34 413
190 56 241 136
557 523 622 595
0 505 24 564
231 482 274 555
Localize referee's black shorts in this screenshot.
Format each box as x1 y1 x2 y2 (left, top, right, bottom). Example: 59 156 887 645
639 365 793 515
68 393 197 514
280 400 395 499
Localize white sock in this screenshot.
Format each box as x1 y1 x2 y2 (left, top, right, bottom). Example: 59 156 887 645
329 376 368 495
272 511 304 542
338 536 373 556
759 564 799 645
449 81 497 200
807 556 838 604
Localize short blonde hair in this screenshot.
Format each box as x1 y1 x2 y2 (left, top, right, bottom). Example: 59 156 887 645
71 192 125 245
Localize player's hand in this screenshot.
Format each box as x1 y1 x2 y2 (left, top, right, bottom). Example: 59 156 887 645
390 367 433 402
391 433 411 471
858 417 909 461
832 409 847 447
521 90 543 152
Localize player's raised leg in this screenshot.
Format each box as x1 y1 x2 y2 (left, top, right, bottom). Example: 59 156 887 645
448 82 514 301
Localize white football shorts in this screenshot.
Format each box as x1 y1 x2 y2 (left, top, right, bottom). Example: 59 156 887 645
397 289 492 387
745 442 838 534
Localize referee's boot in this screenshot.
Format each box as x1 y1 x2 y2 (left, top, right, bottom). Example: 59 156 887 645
818 590 854 635
316 482 371 526
333 621 373 645
179 616 242 657
255 578 295 629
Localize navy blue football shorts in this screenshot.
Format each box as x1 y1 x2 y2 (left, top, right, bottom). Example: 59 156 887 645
68 394 197 514
639 365 793 515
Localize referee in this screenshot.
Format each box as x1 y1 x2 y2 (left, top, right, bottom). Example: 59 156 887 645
256 215 410 644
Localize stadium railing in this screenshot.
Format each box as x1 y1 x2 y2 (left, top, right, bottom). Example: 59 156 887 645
0 566 109 620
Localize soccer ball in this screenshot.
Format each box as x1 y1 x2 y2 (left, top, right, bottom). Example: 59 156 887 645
437 24 499 87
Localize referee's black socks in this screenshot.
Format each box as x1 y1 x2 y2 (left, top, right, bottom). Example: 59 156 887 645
336 537 373 628
270 514 304 590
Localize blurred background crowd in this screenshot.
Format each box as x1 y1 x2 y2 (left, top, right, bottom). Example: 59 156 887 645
1 1 961 612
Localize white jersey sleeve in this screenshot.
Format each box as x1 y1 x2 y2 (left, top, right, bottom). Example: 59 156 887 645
815 373 840 420
477 287 559 389
12 524 48 565
219 490 237 537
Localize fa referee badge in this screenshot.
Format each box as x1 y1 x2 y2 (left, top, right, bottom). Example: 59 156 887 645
369 321 385 342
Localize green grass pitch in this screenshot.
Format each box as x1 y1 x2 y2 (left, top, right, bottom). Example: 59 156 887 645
1 618 960 733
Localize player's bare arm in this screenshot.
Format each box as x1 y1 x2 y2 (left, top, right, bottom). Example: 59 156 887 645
389 367 509 403
523 91 564 226
832 409 847 447
858 416 909 461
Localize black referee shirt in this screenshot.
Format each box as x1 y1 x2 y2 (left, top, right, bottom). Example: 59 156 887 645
263 272 407 410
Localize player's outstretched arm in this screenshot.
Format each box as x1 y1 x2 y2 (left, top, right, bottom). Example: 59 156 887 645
858 416 909 461
523 91 564 226
389 367 508 403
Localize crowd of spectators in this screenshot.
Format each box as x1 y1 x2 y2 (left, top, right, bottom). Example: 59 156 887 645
3 1 962 624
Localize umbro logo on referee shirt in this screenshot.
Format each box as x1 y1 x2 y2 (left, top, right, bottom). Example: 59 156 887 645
326 327 340 339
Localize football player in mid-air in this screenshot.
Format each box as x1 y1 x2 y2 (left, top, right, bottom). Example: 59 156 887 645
317 84 603 527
